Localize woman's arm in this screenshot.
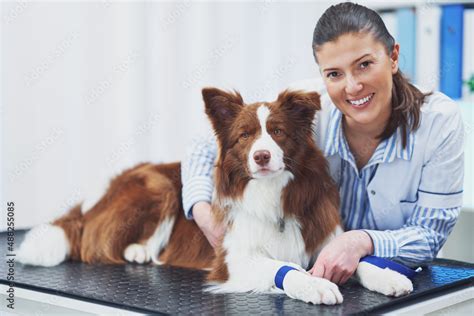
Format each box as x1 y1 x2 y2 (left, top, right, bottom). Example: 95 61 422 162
311 203 462 284
364 206 461 266
181 133 218 219
181 133 226 248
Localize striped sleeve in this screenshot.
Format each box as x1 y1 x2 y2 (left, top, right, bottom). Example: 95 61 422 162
181 134 218 219
364 205 461 266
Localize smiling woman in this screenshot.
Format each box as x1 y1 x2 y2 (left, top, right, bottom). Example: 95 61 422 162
306 2 463 285
182 1 464 287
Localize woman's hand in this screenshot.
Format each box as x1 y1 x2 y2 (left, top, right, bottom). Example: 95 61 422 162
192 201 226 248
308 230 374 285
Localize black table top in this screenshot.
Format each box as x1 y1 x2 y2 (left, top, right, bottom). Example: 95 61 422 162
1 230 473 315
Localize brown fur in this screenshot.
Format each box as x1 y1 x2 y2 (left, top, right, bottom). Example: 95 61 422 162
158 212 214 269
207 246 229 282
276 91 341 252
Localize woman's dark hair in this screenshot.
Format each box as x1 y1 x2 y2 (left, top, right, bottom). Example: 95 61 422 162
312 2 431 148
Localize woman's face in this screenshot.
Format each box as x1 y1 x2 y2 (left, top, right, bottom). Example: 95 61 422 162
315 32 399 133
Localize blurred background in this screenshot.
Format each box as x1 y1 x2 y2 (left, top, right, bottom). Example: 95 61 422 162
1 1 473 262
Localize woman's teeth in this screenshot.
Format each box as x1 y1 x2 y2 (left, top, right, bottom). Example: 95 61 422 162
348 93 373 106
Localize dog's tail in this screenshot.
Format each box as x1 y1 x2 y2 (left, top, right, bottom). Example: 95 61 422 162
17 204 83 267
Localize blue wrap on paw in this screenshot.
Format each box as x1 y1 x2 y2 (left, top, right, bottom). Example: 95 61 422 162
274 266 298 290
360 255 420 279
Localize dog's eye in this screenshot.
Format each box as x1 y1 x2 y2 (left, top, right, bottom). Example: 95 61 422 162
273 128 282 136
241 132 249 139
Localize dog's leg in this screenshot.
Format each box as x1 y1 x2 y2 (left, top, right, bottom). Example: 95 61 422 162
355 261 413 296
210 256 343 305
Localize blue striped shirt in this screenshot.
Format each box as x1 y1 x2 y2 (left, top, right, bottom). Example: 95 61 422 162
181 91 463 266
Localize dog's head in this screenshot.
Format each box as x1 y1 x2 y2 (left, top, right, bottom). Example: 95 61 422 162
202 87 321 197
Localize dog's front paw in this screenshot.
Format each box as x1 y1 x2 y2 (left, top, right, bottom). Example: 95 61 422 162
283 270 343 305
357 262 413 297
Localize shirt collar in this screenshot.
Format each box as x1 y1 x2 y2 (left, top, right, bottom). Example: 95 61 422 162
324 108 415 164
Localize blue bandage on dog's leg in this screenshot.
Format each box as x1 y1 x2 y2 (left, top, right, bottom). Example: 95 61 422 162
360 255 419 279
274 266 298 290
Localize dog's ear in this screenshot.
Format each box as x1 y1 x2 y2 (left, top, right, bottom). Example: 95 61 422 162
277 90 321 126
202 87 244 137
277 90 321 124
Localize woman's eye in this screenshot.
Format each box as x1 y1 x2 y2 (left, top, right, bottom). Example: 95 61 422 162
360 61 371 69
273 128 282 136
327 71 339 78
241 132 249 139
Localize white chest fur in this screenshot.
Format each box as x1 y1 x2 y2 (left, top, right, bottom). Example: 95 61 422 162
221 171 310 269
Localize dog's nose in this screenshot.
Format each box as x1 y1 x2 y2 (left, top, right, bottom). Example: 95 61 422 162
253 150 271 166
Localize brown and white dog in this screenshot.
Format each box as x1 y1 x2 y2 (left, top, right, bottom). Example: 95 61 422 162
17 88 412 304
